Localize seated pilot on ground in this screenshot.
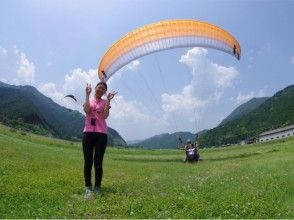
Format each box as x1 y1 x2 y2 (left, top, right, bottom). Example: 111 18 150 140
184 139 199 163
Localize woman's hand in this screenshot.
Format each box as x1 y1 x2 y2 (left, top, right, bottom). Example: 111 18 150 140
107 91 118 101
103 91 117 119
86 83 92 96
84 83 91 114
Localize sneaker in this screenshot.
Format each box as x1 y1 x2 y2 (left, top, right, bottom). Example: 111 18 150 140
93 186 101 193
84 186 93 199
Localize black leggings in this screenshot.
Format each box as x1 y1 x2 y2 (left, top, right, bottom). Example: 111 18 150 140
82 132 107 187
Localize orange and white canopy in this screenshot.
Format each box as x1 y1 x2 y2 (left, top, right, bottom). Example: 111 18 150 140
98 19 241 81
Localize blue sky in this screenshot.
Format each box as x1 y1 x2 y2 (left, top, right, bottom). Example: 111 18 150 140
1 0 294 141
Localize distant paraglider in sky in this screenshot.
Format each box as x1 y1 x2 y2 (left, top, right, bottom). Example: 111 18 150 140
98 19 241 82
63 95 77 102
61 95 78 112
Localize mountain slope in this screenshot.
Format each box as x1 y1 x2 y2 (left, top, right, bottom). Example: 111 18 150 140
0 82 126 146
134 131 206 149
199 85 294 147
0 87 50 134
219 97 269 125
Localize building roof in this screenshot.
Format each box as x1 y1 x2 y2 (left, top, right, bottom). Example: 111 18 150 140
259 124 294 137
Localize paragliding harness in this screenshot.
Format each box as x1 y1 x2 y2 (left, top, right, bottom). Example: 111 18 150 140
185 144 199 163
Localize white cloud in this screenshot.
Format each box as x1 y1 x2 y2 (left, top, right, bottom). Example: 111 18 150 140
149 47 239 135
17 53 36 84
0 45 36 86
63 68 98 93
161 84 208 113
38 82 64 103
13 45 19 55
126 60 140 71
162 47 238 115
291 57 294 64
110 95 149 123
107 95 175 140
0 47 7 56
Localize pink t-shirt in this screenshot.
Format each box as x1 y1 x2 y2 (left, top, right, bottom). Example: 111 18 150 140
83 98 108 134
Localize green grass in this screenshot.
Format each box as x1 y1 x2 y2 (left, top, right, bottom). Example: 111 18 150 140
0 123 293 218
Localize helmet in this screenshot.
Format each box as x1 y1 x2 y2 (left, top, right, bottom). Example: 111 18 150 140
186 139 191 144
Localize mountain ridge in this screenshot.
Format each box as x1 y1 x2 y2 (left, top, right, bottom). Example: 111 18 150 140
133 130 208 149
219 97 269 125
199 85 294 147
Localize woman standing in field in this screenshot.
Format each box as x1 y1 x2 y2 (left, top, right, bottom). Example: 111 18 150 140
82 81 117 198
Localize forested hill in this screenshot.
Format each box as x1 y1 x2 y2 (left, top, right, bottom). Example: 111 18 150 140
219 97 269 125
199 85 294 147
0 82 126 146
134 130 207 149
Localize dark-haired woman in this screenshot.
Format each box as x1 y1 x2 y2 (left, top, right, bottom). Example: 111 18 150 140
82 81 117 198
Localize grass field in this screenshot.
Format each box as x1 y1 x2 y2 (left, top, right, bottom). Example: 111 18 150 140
0 123 293 218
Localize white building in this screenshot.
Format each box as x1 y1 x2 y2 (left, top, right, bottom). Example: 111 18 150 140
258 124 294 142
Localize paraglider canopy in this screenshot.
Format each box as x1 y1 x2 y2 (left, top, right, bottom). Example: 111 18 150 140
98 19 241 82
64 95 77 102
